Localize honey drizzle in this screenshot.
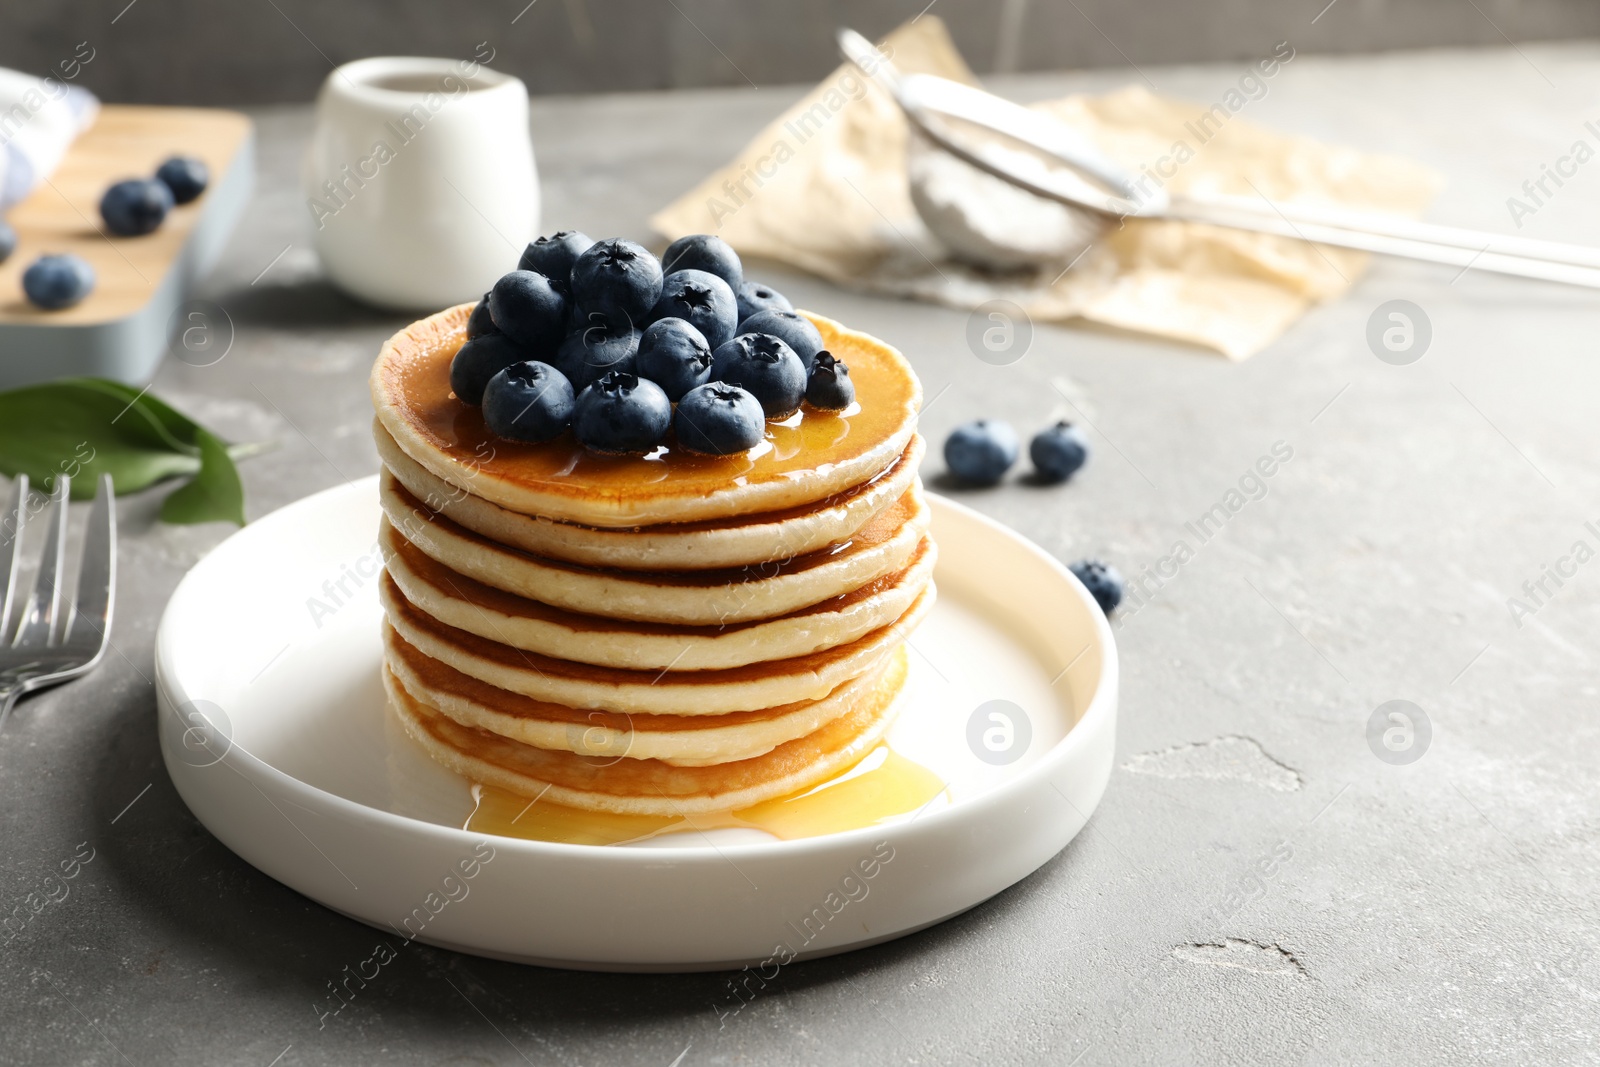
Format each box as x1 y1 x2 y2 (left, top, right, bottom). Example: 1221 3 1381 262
394 318 916 504
464 746 945 846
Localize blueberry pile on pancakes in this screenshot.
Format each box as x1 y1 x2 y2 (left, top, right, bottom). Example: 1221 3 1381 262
369 232 934 817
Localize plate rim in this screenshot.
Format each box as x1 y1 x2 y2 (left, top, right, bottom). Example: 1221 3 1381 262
156 475 1119 862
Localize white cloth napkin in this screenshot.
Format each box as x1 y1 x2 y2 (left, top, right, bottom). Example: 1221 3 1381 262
0 67 99 210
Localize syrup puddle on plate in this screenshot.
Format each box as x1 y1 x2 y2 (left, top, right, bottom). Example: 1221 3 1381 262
465 746 946 846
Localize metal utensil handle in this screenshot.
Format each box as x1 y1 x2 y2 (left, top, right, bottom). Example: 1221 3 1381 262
1165 197 1600 288
0 685 21 736
1188 191 1600 270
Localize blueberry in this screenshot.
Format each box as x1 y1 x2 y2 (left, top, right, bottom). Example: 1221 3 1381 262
944 419 1019 486
450 332 533 405
661 234 743 292
154 155 209 204
636 318 712 401
22 254 95 310
675 383 765 455
488 270 567 353
572 371 671 454
804 351 855 411
735 308 824 370
650 268 737 350
0 218 16 265
553 323 641 391
1030 421 1090 483
710 333 806 420
518 230 593 291
99 178 173 236
736 281 792 323
570 238 663 333
483 361 575 443
1069 559 1124 615
466 291 498 339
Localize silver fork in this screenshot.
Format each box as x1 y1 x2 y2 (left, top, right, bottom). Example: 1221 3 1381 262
0 473 117 734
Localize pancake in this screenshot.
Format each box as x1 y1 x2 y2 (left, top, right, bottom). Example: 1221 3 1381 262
381 519 937 671
370 305 922 527
383 652 908 815
376 420 926 572
380 477 931 626
380 569 936 715
386 624 907 766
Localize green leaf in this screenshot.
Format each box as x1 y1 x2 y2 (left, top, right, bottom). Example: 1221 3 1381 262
72 379 205 453
0 377 260 524
65 378 273 465
160 428 246 526
0 380 200 498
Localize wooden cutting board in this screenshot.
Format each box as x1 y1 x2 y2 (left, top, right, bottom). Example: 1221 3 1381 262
0 105 254 387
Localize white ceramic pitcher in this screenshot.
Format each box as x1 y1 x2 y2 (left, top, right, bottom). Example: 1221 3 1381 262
303 54 539 310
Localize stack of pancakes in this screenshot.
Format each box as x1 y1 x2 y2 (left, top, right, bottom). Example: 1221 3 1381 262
369 304 933 816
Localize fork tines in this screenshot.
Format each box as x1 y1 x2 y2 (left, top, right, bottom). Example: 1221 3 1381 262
1 473 117 655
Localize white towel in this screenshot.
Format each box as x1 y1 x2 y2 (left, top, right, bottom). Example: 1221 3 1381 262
0 67 99 210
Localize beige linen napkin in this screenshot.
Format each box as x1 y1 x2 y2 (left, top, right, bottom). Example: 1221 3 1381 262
650 18 1441 360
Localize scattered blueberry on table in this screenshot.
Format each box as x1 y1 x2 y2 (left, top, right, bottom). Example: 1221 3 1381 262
944 419 1019 486
572 370 672 454
0 218 15 265
1030 421 1090 483
675 382 766 455
805 351 855 411
100 178 174 236
1069 560 1124 615
483 361 575 443
711 333 806 420
22 253 95 310
155 155 209 204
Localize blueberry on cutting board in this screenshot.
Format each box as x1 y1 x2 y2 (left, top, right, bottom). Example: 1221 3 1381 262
155 155 209 204
101 178 174 236
22 254 96 310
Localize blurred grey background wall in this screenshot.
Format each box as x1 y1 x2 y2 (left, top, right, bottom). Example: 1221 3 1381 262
4 0 1598 103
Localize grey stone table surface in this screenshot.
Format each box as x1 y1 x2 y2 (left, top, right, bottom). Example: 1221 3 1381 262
5 43 1599 1067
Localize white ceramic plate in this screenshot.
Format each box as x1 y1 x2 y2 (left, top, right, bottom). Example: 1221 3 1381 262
156 477 1117 971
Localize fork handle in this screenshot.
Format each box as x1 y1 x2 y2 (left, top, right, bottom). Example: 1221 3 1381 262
0 685 22 737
